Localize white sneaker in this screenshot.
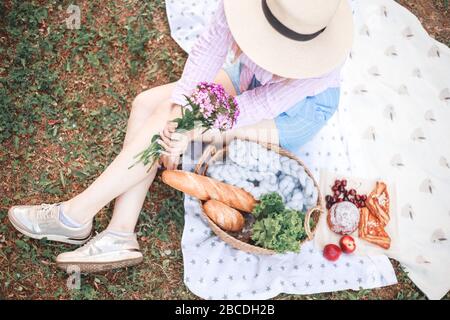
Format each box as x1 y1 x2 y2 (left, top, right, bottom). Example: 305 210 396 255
8 203 92 245
56 230 143 273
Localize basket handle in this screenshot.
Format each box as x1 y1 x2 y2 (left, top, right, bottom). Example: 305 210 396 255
194 144 217 175
304 206 323 240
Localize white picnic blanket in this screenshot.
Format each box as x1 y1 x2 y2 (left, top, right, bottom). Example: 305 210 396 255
338 0 450 300
181 143 397 300
168 0 450 300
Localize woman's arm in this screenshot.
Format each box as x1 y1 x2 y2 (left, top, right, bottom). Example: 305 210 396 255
171 0 233 106
233 67 342 128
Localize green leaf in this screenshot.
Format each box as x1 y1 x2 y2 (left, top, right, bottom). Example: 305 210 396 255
15 239 30 252
252 192 284 219
13 135 19 151
251 192 305 253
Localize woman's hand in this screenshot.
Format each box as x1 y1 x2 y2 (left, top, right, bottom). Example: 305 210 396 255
158 121 190 170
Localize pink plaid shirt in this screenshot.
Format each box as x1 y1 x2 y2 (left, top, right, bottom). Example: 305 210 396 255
171 0 341 128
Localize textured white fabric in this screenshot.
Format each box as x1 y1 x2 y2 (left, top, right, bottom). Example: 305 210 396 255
338 0 450 300
169 0 450 299
181 143 397 300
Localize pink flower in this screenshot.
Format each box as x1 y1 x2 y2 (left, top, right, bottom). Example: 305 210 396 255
133 82 240 170
187 82 239 130
213 113 231 130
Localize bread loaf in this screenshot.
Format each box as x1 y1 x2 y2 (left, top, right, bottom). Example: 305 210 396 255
161 170 256 212
203 200 245 232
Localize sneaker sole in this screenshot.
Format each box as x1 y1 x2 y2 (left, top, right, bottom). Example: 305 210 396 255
8 207 91 245
56 256 143 273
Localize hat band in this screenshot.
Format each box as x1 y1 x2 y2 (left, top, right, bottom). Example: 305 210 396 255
262 0 326 42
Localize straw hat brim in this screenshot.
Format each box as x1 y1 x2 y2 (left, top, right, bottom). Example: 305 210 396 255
223 0 354 79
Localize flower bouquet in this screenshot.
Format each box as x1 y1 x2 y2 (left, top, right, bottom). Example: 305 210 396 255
131 82 240 170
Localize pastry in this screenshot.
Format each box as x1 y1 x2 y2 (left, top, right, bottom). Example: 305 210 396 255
203 200 245 232
327 201 360 235
161 170 256 212
359 207 391 249
365 181 390 226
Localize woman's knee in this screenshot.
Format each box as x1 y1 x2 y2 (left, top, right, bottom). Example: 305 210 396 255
122 99 175 149
149 99 182 122
130 83 174 120
130 91 157 120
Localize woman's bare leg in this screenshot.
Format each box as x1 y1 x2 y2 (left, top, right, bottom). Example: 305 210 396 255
107 84 175 232
59 70 234 227
102 69 241 232
61 69 277 230
62 99 181 224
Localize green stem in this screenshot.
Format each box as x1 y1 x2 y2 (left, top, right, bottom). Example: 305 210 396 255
128 133 163 171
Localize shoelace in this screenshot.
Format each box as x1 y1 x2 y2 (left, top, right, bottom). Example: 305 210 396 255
36 203 57 221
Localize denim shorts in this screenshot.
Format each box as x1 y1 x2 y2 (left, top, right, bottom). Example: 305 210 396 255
224 62 340 152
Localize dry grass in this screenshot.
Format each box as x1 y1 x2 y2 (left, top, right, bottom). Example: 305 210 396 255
0 0 448 300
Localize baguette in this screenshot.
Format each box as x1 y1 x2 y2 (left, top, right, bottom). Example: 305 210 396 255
161 170 256 212
203 200 245 232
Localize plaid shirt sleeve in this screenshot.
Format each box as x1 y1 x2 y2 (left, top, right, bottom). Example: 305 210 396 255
171 0 233 106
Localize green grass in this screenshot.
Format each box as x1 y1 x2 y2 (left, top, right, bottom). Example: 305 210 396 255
0 0 449 300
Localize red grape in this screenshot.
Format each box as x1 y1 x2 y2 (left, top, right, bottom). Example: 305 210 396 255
329 179 367 210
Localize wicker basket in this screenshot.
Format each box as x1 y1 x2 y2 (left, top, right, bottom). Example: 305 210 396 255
194 140 324 255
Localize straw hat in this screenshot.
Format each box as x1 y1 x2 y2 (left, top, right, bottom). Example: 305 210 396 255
223 0 354 79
